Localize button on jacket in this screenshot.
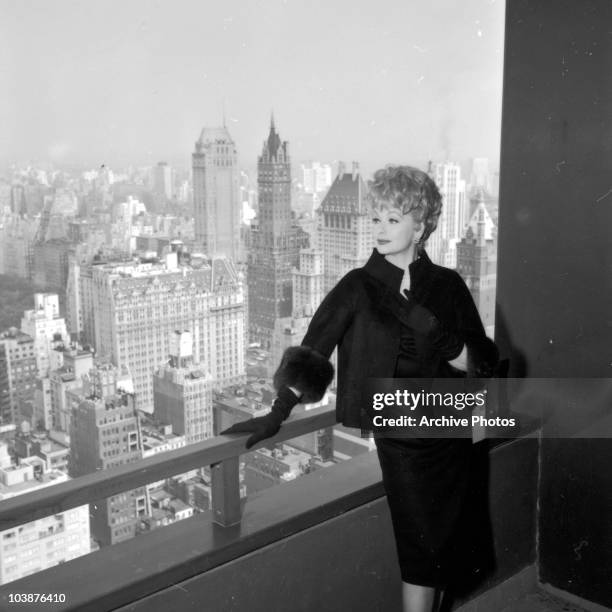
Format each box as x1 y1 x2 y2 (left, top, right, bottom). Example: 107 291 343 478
300 248 498 428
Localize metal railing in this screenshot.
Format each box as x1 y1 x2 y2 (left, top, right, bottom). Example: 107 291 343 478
0 404 337 533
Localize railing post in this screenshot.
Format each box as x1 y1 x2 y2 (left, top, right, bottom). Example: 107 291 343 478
211 456 242 527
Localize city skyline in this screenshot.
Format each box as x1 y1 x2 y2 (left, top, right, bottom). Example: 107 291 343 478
1 0 505 171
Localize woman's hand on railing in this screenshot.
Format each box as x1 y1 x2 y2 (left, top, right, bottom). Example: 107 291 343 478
220 386 301 449
220 413 284 450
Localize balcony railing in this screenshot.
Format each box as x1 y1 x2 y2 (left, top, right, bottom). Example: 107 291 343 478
0 404 388 611
0 389 542 612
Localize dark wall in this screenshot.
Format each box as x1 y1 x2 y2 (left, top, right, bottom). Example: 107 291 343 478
498 1 612 607
497 0 612 378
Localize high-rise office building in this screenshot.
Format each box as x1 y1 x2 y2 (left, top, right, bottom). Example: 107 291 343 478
66 259 98 347
1 214 37 279
32 238 73 292
456 197 497 331
49 347 94 432
0 442 90 585
153 162 173 201
69 363 146 547
301 162 333 194
247 118 309 347
89 253 246 412
427 162 468 267
316 162 371 291
192 127 241 261
20 294 69 378
153 331 214 444
0 329 37 424
291 249 324 319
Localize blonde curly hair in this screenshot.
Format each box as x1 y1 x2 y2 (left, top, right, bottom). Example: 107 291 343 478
367 165 443 245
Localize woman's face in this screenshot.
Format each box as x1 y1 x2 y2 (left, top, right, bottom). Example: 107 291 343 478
371 205 421 257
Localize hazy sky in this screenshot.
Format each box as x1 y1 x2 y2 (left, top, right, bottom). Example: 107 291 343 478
1 0 505 172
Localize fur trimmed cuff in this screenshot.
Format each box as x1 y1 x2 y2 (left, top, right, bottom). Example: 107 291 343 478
273 346 335 404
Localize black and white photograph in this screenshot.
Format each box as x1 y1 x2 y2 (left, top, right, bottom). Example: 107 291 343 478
0 1 610 611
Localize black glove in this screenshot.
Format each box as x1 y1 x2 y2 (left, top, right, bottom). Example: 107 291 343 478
401 289 464 359
467 339 499 378
220 386 301 450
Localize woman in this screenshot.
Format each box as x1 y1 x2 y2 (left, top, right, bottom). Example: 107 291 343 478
222 166 498 612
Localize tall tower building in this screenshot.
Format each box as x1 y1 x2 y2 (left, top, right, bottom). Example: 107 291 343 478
69 363 146 547
0 329 37 425
66 259 98 347
301 162 333 195
192 127 241 261
1 214 38 280
153 162 173 200
316 162 371 291
20 294 69 378
428 162 468 267
153 331 214 444
291 249 324 319
456 196 497 331
50 346 94 432
247 117 309 347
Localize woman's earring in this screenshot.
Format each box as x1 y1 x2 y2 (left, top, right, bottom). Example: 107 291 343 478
413 237 422 261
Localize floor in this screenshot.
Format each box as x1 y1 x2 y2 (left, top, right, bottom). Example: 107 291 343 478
499 590 593 612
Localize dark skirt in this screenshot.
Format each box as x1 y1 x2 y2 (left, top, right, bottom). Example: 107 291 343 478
375 436 473 588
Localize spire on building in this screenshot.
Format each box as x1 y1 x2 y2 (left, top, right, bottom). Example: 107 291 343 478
266 114 282 160
465 195 495 243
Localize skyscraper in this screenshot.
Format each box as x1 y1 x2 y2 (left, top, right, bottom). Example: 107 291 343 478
456 197 497 332
49 346 94 432
291 249 324 319
192 127 241 261
429 162 468 267
153 331 214 445
247 117 309 347
69 363 146 547
316 162 371 291
0 329 37 425
20 294 69 378
153 162 173 201
301 162 333 195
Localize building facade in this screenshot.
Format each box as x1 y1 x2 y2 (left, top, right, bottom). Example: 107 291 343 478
89 254 246 412
153 331 214 444
315 162 371 291
456 197 497 332
69 365 146 547
0 443 90 585
291 249 324 319
0 329 37 425
429 162 468 268
20 294 69 378
247 118 309 347
192 127 241 261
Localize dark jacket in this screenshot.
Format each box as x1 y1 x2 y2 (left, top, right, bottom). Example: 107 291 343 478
299 248 498 428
